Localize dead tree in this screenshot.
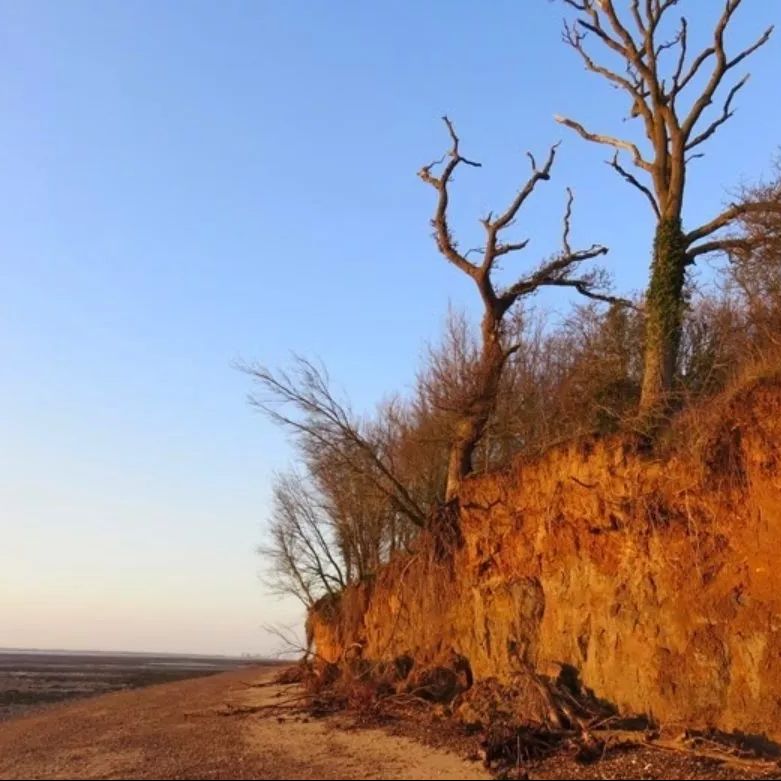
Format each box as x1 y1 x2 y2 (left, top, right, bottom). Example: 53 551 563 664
419 117 624 501
556 0 775 416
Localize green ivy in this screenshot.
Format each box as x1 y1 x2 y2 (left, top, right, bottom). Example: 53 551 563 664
646 217 688 363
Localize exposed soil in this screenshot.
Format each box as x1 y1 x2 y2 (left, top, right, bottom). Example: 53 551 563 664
309 378 781 743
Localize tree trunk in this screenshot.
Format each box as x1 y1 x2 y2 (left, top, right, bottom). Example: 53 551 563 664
445 417 483 502
444 331 505 502
639 216 688 417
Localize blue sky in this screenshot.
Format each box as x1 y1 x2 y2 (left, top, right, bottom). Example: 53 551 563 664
1 1 778 655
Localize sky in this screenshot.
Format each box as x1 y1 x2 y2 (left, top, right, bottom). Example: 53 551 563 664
1 1 779 656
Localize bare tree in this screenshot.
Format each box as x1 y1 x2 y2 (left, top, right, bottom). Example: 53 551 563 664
417 309 482 420
728 161 781 342
260 473 346 607
556 0 776 415
243 357 427 527
419 117 624 500
313 450 398 580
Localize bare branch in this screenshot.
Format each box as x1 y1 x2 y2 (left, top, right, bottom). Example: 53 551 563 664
243 359 427 528
655 24 684 61
441 116 482 168
670 16 688 99
685 73 749 151
563 17 650 117
682 0 773 140
418 116 482 280
725 22 775 73
555 114 653 171
676 46 713 96
586 0 659 90
685 201 781 245
658 1 681 14
494 239 530 258
538 276 633 307
495 186 618 312
607 152 660 216
562 187 574 255
487 144 558 236
500 246 611 308
685 237 753 262
576 15 639 68
420 120 566 305
630 0 647 36
561 0 773 180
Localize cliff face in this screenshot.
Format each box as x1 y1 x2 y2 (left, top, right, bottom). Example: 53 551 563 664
309 378 781 739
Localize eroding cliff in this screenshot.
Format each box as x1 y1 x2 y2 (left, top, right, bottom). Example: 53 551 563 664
309 378 781 740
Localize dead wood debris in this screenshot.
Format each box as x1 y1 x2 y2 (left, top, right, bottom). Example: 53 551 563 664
255 659 781 779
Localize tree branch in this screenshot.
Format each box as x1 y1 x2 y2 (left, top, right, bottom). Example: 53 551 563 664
685 237 753 262
536 276 633 307
670 16 688 100
418 116 482 280
555 114 653 171
494 239 530 258
587 1 658 89
631 0 647 37
685 201 781 245
682 0 773 140
562 187 575 255
607 152 660 216
489 145 558 234
499 190 612 311
419 114 621 359
420 120 572 313
655 34 680 61
685 73 749 150
576 12 639 69
478 144 559 277
562 17 651 123
726 22 775 72
244 359 427 528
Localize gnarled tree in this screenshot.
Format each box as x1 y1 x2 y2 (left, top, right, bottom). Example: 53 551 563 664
556 0 775 416
419 117 624 501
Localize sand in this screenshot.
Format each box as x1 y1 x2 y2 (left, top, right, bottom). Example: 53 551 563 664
0 666 488 780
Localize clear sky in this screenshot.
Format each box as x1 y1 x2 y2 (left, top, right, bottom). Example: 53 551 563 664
1 1 779 655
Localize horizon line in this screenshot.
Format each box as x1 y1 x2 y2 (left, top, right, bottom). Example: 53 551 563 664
0 646 270 660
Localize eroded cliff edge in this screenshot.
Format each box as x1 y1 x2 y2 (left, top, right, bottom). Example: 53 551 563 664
309 377 781 740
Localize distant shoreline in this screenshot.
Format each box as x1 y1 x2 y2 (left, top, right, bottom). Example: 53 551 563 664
0 647 276 661
0 648 286 722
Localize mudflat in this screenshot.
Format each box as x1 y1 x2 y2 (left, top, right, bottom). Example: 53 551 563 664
0 650 256 722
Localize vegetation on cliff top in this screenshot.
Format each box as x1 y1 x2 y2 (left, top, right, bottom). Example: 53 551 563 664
245 1 781 608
